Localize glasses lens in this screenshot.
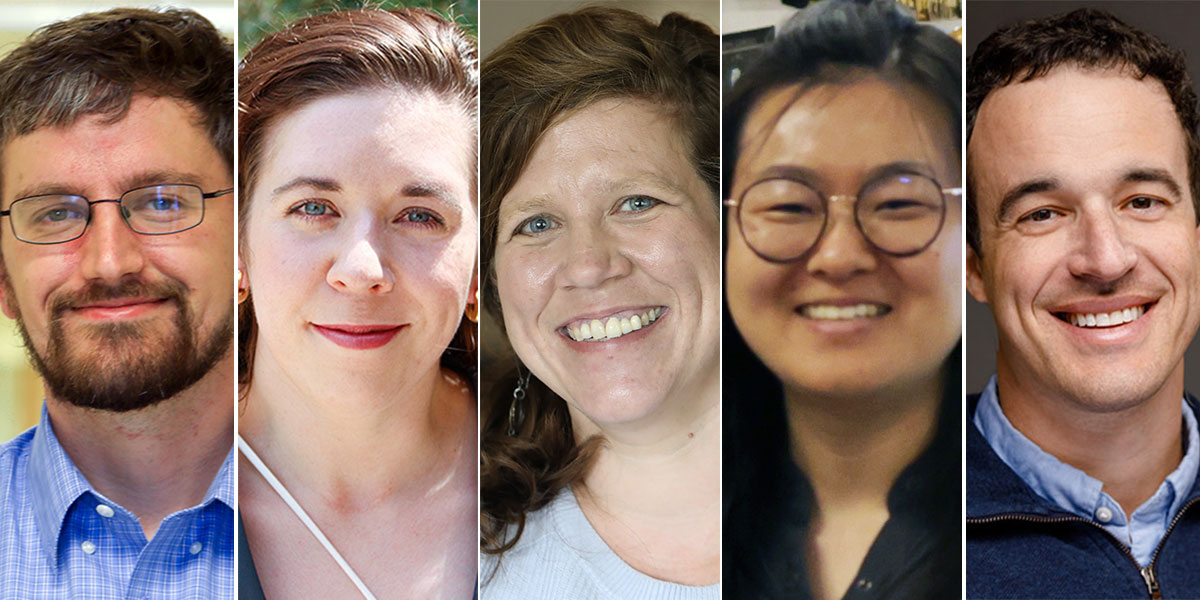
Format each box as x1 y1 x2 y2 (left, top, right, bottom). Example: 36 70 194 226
857 175 945 255
11 196 89 243
122 184 204 234
738 179 825 261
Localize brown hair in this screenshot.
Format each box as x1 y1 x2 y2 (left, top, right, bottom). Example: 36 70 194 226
480 6 718 555
0 7 233 180
238 8 479 391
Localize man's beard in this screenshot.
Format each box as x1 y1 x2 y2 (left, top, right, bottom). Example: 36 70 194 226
5 276 232 412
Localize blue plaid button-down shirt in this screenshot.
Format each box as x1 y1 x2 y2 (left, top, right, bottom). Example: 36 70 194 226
0 406 234 599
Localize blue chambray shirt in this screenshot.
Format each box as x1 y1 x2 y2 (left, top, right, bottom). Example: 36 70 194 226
0 405 233 599
974 375 1200 566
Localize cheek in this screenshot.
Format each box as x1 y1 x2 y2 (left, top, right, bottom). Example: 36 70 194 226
725 232 790 316
494 245 555 336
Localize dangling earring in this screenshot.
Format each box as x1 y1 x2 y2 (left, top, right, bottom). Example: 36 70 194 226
465 289 478 323
508 366 530 436
237 269 249 304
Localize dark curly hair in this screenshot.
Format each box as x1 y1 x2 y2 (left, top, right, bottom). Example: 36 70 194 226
967 8 1200 254
480 6 718 556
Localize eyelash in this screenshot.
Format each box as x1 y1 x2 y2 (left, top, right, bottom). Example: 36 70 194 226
287 201 446 230
615 195 661 213
514 214 559 236
287 199 338 221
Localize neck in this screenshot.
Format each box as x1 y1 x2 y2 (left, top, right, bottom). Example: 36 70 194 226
46 354 234 539
239 353 473 513
786 368 944 510
996 359 1185 516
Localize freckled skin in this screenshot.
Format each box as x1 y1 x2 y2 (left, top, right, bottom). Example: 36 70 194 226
726 77 962 398
967 67 1200 410
494 97 721 426
244 90 477 397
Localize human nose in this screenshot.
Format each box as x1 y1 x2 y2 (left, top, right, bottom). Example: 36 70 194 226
1066 209 1137 282
326 224 395 295
77 202 146 283
805 202 878 280
557 224 632 289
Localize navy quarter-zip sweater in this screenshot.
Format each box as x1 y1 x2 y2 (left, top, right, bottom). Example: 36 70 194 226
967 394 1200 599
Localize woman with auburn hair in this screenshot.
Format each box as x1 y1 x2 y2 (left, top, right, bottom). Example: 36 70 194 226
479 6 720 598
723 1 961 598
236 8 478 599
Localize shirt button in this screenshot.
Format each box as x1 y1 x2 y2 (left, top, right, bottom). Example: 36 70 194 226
95 504 115 518
189 542 203 555
855 578 874 591
81 541 96 554
1096 506 1114 523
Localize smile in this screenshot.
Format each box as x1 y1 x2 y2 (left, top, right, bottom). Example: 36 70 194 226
563 307 665 342
1055 303 1150 329
312 323 404 350
797 302 891 320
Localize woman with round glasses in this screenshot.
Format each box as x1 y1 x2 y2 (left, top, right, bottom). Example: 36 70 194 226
236 8 478 599
723 1 961 598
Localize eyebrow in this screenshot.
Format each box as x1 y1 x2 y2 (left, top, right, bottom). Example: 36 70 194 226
995 167 1184 223
272 176 341 196
13 169 210 201
751 161 939 190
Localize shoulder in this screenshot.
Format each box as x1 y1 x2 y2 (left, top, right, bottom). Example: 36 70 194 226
0 427 35 489
481 492 597 598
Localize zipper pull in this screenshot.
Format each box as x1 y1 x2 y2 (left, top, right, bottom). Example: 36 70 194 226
1140 566 1162 599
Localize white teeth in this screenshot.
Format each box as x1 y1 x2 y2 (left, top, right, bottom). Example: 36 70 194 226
1067 305 1145 328
802 303 885 320
566 307 665 342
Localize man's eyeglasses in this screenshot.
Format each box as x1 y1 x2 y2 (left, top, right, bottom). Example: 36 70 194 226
0 183 233 244
725 173 962 262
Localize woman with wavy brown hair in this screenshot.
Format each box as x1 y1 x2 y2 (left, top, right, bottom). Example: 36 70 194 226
479 6 720 598
236 8 478 599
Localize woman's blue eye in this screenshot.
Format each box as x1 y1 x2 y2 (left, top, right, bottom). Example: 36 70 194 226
301 201 327 216
618 196 660 212
399 208 444 228
517 215 558 235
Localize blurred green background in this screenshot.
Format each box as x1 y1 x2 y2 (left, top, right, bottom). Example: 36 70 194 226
239 0 478 56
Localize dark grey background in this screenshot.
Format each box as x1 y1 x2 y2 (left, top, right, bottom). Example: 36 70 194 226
965 1 1200 395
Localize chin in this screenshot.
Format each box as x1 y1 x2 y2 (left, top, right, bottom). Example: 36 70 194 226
568 387 671 427
1050 370 1175 413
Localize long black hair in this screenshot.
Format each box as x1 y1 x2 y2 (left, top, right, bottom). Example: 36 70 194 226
722 1 961 596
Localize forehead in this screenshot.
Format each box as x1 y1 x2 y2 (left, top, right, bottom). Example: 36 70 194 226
258 90 473 202
735 77 958 187
500 97 698 214
969 66 1188 215
1 95 223 203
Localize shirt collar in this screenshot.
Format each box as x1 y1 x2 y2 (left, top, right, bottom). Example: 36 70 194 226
27 404 95 561
974 375 1200 522
27 404 237 561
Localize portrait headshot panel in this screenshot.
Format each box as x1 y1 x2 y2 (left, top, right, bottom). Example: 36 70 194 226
0 3 236 598
722 1 963 599
966 2 1200 598
236 1 479 599
965 0 1200 396
478 1 721 598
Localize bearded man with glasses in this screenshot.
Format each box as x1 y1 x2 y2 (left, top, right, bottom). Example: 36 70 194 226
0 8 234 599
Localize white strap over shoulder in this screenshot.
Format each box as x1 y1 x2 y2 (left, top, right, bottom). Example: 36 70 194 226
237 434 378 600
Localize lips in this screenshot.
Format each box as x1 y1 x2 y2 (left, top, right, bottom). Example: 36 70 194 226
71 297 172 320
312 323 404 350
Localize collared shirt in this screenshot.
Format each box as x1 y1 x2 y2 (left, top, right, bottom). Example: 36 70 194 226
0 405 234 599
974 375 1200 566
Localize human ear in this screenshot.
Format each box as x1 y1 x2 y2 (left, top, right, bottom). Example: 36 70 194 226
965 246 990 305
